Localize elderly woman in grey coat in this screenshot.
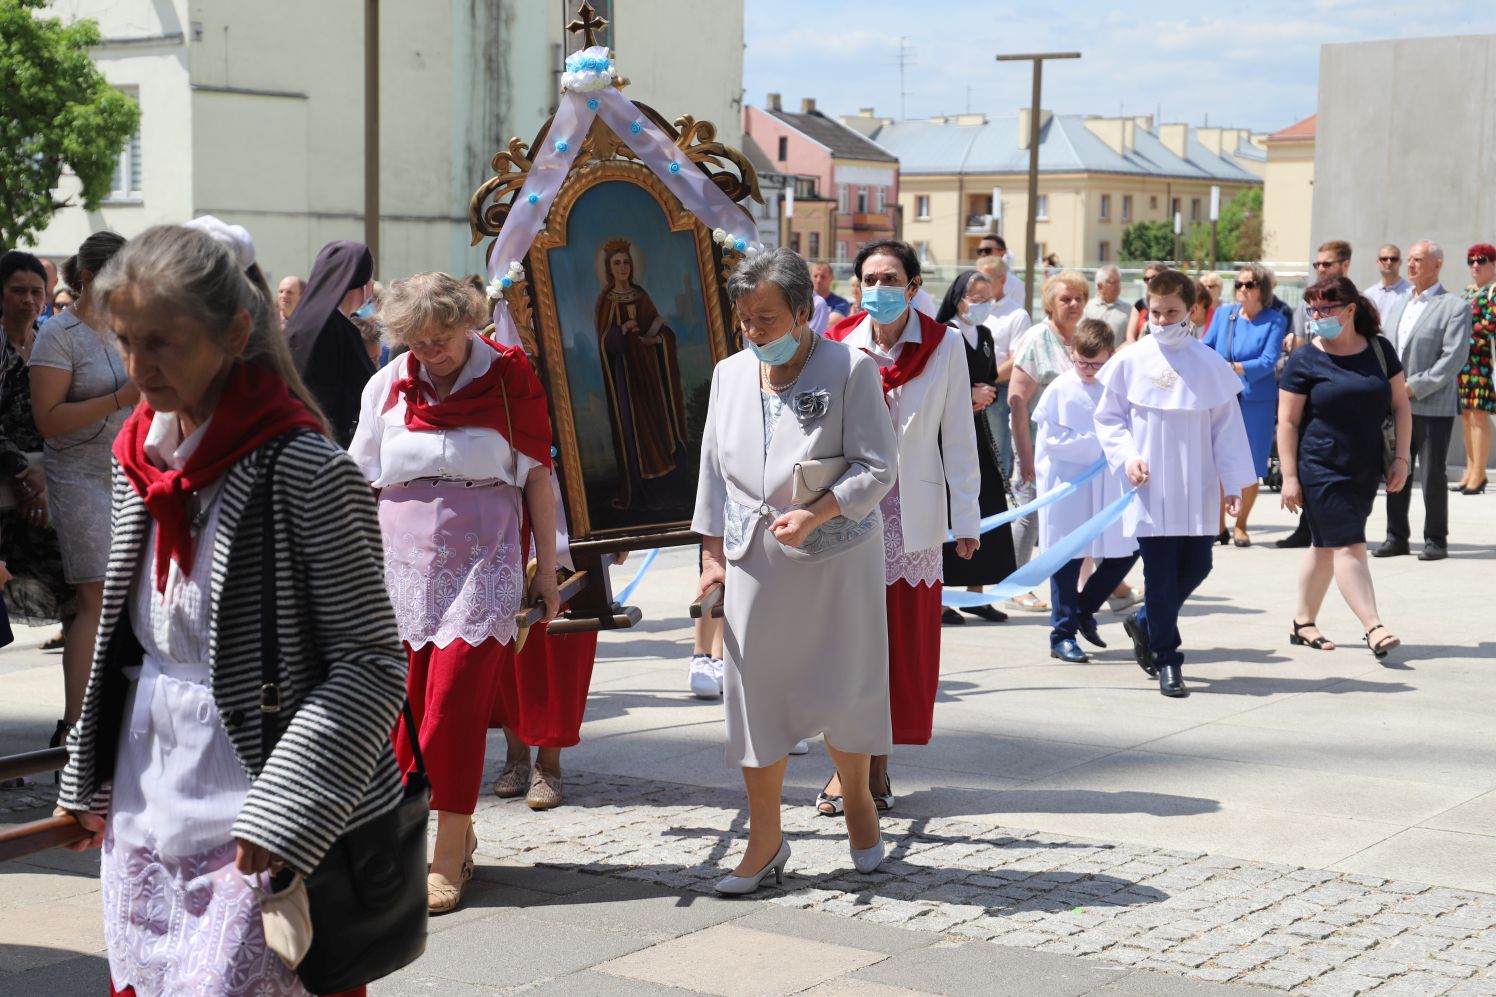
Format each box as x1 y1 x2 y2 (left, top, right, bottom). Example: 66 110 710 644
693 249 898 895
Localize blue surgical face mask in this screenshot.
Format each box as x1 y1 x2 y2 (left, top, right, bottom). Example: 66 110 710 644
862 284 911 324
747 329 800 365
352 299 376 319
1308 316 1343 339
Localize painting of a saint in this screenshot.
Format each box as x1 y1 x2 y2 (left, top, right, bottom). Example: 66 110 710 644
594 237 689 510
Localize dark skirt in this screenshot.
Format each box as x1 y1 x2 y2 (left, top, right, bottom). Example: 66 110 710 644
1303 471 1379 548
942 412 1019 586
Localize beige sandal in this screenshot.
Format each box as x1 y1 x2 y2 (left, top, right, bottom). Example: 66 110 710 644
526 766 563 811
427 825 477 915
493 759 531 798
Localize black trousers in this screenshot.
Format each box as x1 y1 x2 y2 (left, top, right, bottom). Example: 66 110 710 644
1384 414 1453 545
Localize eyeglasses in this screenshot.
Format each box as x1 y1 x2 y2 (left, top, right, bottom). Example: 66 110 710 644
1305 301 1348 319
1469 256 1491 266
1236 280 1259 290
1378 255 1400 263
861 274 909 288
1071 357 1107 371
976 247 995 256
1311 260 1341 270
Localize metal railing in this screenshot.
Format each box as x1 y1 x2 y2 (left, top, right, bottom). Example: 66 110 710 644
0 747 85 862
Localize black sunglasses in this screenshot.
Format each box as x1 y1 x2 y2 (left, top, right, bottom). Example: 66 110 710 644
976 246 995 255
1470 256 1491 266
1378 255 1400 263
1311 260 1343 270
1236 280 1259 290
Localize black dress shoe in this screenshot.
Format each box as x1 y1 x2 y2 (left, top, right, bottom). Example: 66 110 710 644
962 604 1009 623
1123 612 1155 677
1078 619 1107 648
1215 530 1230 546
1373 540 1410 558
1275 530 1311 549
941 608 966 625
1158 664 1188 698
1051 639 1089 663
1418 543 1448 561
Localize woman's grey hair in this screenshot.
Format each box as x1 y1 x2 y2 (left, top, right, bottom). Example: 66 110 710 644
93 225 328 431
1236 262 1275 300
725 248 814 318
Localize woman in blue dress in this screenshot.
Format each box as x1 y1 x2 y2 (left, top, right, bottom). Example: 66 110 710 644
1276 276 1410 658
1203 264 1287 546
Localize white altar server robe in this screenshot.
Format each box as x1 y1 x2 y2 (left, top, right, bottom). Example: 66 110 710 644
1033 369 1136 558
1093 336 1255 539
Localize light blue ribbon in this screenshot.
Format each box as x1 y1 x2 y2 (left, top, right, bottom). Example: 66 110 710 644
613 547 659 604
946 457 1108 541
941 488 1138 607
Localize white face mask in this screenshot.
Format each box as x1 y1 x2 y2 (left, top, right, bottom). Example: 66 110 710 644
963 301 994 326
1149 320 1192 347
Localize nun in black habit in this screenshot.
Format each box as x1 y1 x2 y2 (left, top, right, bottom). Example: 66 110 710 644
285 240 377 446
937 269 1017 624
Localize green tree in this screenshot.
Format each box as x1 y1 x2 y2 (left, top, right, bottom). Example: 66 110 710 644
1185 187 1265 266
0 0 139 249
1119 220 1175 263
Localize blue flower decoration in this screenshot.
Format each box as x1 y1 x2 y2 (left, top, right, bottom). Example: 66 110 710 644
527 193 540 205
668 162 681 175
587 98 600 111
565 51 613 74
555 139 569 153
499 276 513 289
630 120 642 134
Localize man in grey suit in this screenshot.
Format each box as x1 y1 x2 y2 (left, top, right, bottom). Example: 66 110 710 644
1375 241 1472 561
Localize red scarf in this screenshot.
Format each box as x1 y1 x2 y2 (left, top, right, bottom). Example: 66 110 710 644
825 309 945 392
112 363 326 593
383 336 553 468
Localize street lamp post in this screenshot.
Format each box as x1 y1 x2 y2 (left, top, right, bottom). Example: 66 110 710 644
364 0 379 272
995 51 1079 316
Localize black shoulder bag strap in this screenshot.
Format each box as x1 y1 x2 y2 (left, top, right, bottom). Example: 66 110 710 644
257 433 426 780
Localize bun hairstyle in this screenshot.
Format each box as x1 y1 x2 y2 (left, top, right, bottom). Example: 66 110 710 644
71 232 127 292
61 255 81 293
1302 275 1381 340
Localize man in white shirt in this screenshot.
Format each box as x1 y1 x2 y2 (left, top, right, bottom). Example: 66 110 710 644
977 234 1026 303
1082 265 1131 347
975 255 1032 478
1363 244 1413 324
1376 241 1472 561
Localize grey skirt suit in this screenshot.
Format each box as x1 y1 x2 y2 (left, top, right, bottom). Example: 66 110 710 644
692 336 898 767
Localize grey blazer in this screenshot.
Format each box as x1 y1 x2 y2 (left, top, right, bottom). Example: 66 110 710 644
59 432 408 876
692 336 897 562
1383 287 1472 417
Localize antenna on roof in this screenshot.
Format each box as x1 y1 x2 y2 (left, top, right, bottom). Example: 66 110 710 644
898 37 913 119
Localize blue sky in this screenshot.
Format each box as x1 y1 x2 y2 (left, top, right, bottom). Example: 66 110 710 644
743 1 1494 133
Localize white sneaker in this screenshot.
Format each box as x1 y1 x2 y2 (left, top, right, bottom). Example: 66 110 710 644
710 657 725 687
689 655 721 699
789 739 810 755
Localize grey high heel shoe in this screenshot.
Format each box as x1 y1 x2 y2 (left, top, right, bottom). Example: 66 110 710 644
850 828 886 874
714 838 790 895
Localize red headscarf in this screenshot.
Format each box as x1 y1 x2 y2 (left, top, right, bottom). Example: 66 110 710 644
825 308 945 393
383 335 553 468
112 363 326 593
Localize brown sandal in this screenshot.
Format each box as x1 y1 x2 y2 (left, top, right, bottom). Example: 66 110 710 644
427 825 477 915
526 766 563 811
493 759 531 798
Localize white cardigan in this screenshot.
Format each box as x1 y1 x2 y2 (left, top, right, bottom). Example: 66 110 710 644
839 313 982 551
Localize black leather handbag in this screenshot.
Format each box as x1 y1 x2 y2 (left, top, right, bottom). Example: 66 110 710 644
257 434 430 993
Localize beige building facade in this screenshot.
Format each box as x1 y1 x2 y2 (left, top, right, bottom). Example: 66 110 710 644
1261 115 1316 265
29 0 745 284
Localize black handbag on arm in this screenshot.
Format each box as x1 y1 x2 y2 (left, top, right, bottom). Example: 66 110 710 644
257 434 431 993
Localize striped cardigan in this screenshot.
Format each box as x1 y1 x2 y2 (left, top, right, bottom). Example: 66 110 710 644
58 430 408 876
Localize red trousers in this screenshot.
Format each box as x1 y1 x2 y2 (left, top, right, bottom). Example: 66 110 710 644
489 625 598 747
887 580 942 745
395 637 511 814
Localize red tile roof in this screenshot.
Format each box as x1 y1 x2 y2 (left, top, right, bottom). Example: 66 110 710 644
1270 114 1316 141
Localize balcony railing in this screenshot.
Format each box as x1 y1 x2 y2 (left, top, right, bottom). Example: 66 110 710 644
848 212 892 230
965 213 995 233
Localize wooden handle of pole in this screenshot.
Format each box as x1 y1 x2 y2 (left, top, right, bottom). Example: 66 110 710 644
689 582 723 620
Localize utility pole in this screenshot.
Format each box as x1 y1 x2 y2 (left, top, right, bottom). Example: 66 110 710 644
995 51 1080 316
363 0 379 271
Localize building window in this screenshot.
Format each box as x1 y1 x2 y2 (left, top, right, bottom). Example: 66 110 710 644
1035 194 1049 220
791 232 802 254
1190 197 1201 223
836 240 847 260
1099 241 1111 262
1035 242 1047 262
777 136 788 161
1149 195 1159 210
838 185 849 213
875 186 885 212
107 88 142 201
1170 197 1180 218
856 188 868 213
1121 194 1132 221
915 195 930 220
915 240 931 263
809 232 820 258
1099 194 1110 220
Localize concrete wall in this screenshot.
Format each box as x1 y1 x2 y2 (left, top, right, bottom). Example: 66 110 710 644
1312 34 1496 288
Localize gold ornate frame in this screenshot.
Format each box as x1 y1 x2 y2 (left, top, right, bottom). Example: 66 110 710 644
467 101 762 543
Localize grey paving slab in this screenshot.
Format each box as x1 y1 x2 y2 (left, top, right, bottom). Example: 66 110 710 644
518 970 702 996
731 906 941 955
368 974 504 996
852 938 1127 997
522 878 747 941
0 952 109 997
399 908 652 989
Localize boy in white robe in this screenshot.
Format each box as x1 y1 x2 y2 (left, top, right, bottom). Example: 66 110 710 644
1093 271 1256 697
1034 319 1140 663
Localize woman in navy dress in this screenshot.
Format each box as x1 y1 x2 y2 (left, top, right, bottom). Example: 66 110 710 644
1203 264 1286 546
1277 277 1411 659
